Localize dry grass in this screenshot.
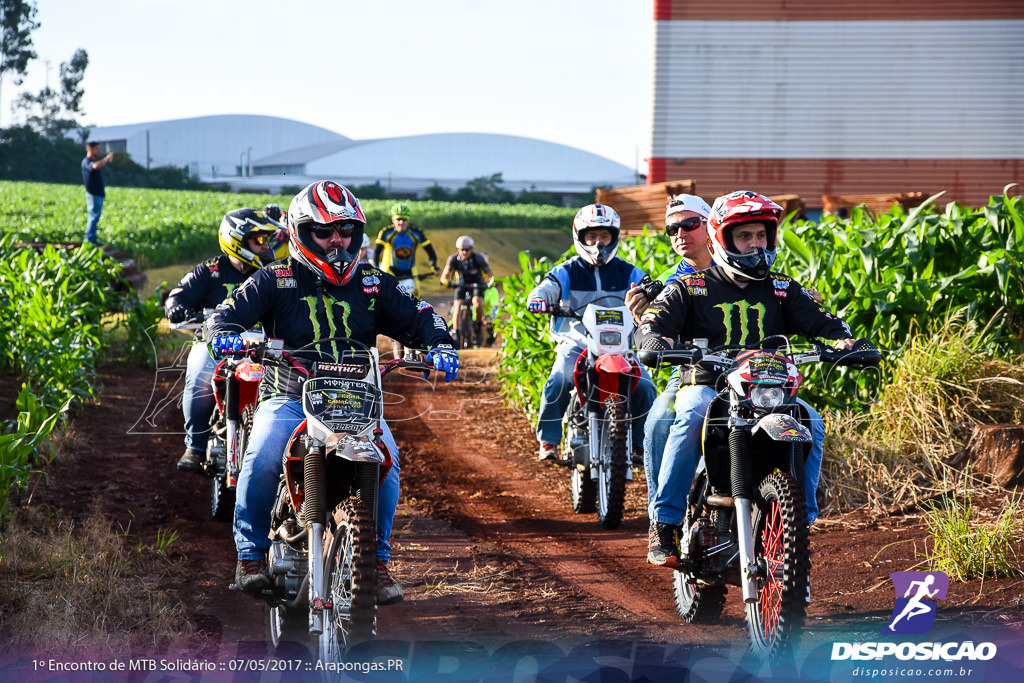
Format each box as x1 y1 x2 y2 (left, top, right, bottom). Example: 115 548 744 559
0 506 192 659
821 310 1024 517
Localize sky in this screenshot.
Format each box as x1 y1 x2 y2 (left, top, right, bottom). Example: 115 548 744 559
1 0 654 172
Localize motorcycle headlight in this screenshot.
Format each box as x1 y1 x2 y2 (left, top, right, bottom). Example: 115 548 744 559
599 331 621 346
750 385 786 409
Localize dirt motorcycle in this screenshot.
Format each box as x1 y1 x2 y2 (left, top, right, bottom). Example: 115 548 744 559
546 297 644 530
224 336 439 663
171 310 265 520
639 335 880 661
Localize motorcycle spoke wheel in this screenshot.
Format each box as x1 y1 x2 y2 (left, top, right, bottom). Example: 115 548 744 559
744 471 809 662
319 499 377 665
570 466 597 513
265 602 310 656
210 476 234 522
596 398 629 530
673 573 727 623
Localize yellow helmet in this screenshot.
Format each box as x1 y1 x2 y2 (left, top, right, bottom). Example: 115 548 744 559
218 208 280 269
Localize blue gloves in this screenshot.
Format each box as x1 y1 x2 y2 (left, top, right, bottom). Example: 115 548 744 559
426 345 459 382
210 334 243 359
527 299 550 314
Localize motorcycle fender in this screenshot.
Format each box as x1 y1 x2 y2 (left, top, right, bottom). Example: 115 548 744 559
752 413 812 442
595 352 632 375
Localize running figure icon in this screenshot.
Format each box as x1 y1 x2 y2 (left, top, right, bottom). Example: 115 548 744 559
883 571 949 635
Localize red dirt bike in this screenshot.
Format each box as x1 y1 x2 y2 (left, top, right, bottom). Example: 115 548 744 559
639 335 880 661
172 311 265 520
225 336 441 663
548 298 644 530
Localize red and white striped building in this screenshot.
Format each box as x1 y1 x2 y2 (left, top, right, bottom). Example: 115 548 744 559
648 0 1023 207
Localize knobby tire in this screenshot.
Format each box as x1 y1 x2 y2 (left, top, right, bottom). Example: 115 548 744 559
597 398 629 530
319 498 377 664
744 471 810 662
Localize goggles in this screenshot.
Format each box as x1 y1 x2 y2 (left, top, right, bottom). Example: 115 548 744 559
311 224 356 239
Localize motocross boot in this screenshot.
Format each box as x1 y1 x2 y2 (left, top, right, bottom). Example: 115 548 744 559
177 447 205 475
376 561 404 605
235 558 271 592
647 522 684 569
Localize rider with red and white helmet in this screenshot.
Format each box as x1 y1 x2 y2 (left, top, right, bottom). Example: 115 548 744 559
526 203 657 462
205 180 459 604
635 190 861 570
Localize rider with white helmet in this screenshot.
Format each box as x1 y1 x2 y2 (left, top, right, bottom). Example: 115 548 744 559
526 204 657 462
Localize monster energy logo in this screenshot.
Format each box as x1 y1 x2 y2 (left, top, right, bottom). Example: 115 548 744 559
714 301 767 345
300 294 352 358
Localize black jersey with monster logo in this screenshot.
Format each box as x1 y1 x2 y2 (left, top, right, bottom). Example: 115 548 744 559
165 255 252 316
206 258 454 401
635 266 852 386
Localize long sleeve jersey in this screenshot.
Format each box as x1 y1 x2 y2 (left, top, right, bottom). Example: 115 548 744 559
635 266 852 386
206 258 454 400
164 255 252 325
528 256 646 338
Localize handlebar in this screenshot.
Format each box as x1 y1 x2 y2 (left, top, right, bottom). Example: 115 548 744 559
220 338 443 377
639 338 880 369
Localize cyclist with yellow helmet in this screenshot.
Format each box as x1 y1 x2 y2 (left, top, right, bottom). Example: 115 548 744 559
373 203 440 292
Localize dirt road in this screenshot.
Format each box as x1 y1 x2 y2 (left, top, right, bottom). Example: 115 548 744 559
7 351 1024 681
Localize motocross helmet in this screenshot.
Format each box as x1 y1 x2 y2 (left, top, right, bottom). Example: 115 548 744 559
262 203 284 222
455 235 474 250
390 202 412 220
218 208 280 269
287 181 367 285
572 203 620 267
707 190 783 281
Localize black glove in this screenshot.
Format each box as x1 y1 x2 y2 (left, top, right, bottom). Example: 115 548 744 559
166 304 191 324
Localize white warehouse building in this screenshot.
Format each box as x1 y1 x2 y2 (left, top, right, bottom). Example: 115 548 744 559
85 115 640 199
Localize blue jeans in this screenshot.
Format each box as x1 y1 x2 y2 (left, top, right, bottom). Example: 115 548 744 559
536 340 656 449
649 384 825 526
183 342 218 452
235 397 401 563
85 193 103 244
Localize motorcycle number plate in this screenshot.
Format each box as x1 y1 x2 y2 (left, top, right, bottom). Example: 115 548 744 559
303 377 381 434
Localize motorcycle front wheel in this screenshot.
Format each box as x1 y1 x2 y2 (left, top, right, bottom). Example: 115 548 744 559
596 397 629 530
318 499 378 664
744 471 810 662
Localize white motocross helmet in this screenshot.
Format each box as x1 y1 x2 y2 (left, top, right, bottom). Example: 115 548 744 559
572 203 621 266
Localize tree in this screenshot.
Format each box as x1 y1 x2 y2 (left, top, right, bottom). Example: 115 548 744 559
0 0 40 129
453 172 514 204
14 48 88 140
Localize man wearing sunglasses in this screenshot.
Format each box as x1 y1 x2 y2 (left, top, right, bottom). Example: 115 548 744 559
635 191 850 571
166 208 280 475
205 181 458 604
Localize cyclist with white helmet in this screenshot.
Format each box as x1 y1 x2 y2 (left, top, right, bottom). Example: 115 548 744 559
166 208 279 475
440 235 493 345
527 204 657 462
634 190 859 569
206 181 459 603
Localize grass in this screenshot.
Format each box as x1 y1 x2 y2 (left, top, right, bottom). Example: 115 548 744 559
0 507 192 658
820 309 1024 516
920 483 1024 581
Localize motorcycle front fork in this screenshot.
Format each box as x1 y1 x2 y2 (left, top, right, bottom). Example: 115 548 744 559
586 410 633 481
